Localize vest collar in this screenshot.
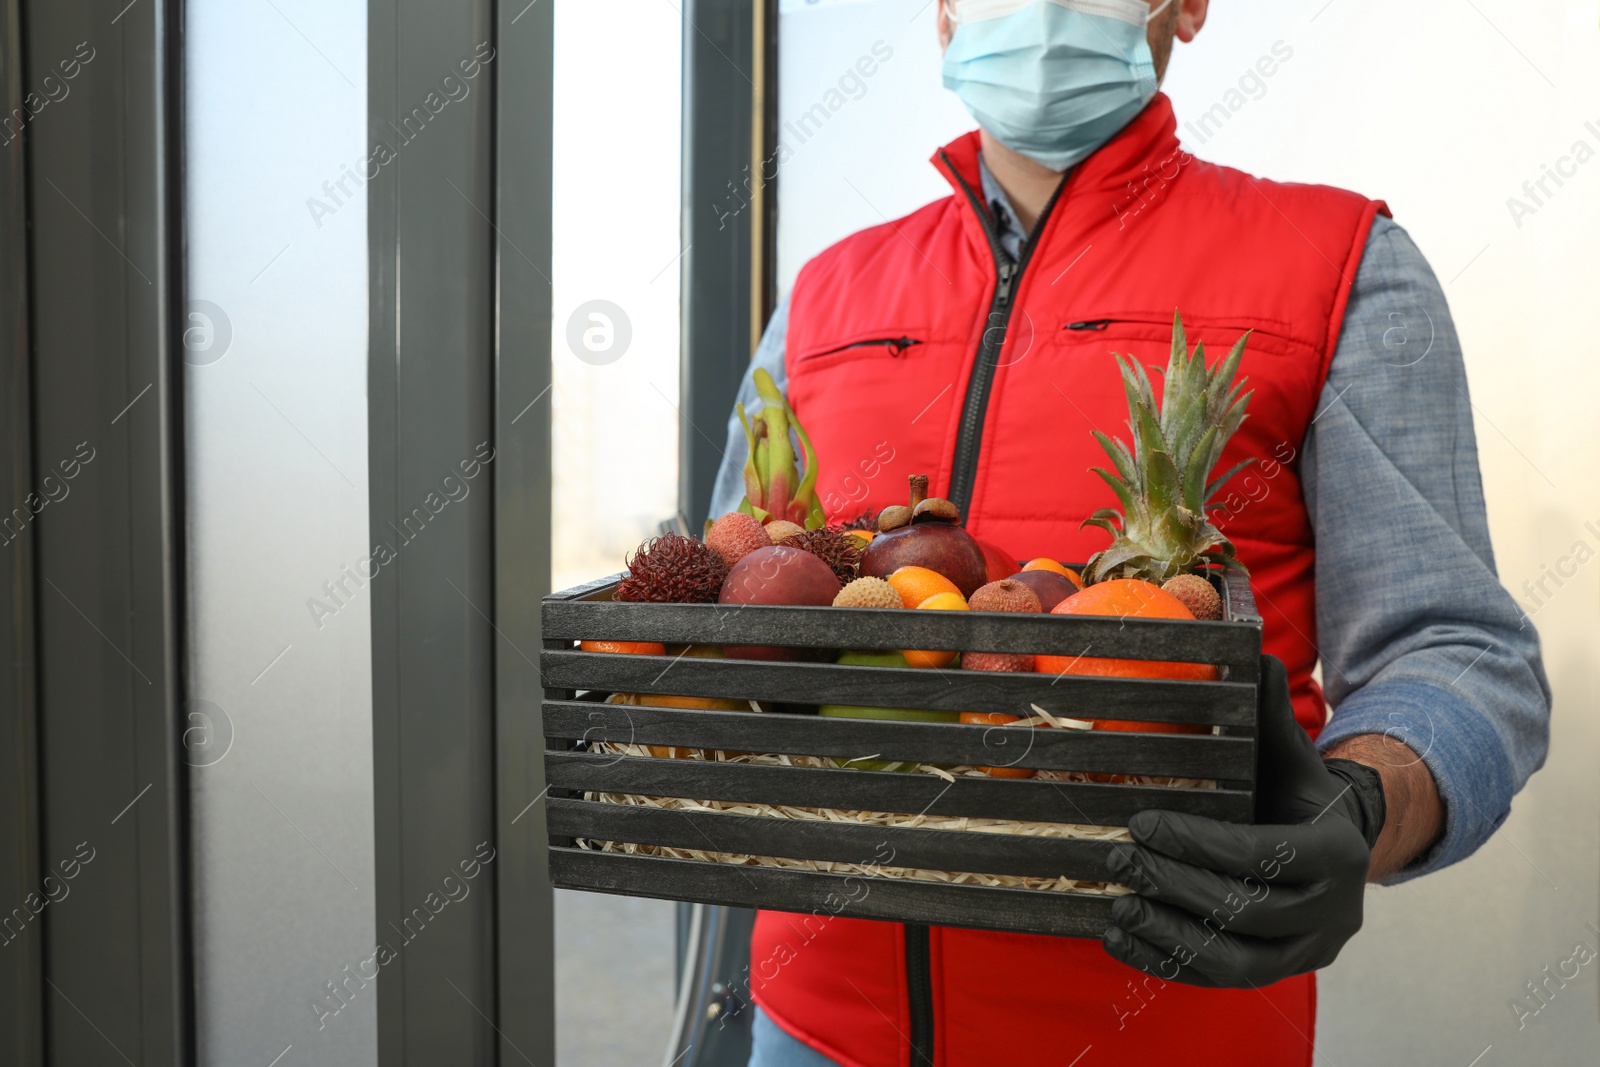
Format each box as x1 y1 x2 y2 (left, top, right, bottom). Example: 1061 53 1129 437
932 93 1184 221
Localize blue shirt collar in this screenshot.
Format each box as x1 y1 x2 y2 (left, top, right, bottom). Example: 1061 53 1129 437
978 154 1030 264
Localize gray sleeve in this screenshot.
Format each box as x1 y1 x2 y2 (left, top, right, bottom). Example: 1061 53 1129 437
706 294 792 522
1306 215 1551 880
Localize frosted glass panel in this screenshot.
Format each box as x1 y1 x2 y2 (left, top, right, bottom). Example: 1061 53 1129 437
777 2 1600 1063
550 0 684 593
184 1 376 1064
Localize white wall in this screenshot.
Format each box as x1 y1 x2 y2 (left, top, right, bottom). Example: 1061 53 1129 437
778 1 1600 1062
185 2 376 1064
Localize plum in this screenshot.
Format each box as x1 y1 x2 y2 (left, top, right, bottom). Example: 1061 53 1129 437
719 545 842 660
1009 569 1079 612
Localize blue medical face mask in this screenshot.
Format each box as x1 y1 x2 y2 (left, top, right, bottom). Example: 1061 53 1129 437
942 0 1171 173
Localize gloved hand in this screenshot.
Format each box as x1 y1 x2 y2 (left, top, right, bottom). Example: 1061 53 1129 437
1100 654 1387 987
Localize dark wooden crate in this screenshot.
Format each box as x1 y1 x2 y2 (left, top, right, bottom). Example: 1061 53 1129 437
540 567 1262 939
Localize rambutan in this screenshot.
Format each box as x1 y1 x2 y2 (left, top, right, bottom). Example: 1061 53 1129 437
615 533 728 604
836 510 879 532
779 526 862 586
706 512 772 569
833 577 903 609
1161 573 1222 621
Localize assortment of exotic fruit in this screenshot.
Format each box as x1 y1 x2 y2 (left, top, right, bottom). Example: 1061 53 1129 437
577 315 1257 891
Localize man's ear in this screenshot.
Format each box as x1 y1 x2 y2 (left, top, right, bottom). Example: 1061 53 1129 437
1176 0 1209 43
937 0 953 52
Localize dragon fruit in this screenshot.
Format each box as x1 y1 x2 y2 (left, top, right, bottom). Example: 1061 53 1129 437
736 368 826 530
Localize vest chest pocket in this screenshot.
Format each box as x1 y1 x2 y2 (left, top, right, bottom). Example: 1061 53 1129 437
1056 315 1311 359
1042 313 1325 472
793 332 927 370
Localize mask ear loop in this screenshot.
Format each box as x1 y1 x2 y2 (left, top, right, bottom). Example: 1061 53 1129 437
1145 0 1175 24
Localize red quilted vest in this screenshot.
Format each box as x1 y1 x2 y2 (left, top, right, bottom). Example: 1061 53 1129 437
746 95 1387 1067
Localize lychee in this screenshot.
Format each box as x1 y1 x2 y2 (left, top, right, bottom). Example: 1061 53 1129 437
763 519 806 543
963 651 1036 673
705 512 772 569
833 577 903 610
968 579 1042 614
1162 573 1222 621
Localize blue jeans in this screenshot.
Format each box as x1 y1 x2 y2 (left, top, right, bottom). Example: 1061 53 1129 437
748 1006 842 1067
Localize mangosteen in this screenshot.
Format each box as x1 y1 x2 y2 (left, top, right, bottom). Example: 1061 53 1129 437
859 475 988 597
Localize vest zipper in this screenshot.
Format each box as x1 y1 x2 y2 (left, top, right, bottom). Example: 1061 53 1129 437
941 153 1071 517
904 923 935 1066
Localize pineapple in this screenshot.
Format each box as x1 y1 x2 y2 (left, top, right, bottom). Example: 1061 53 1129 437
1081 312 1254 586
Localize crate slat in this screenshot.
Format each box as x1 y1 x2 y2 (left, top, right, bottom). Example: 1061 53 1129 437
549 847 1116 938
541 651 1254 726
543 596 1259 664
546 572 628 602
546 797 1122 881
546 751 1250 824
542 701 1253 778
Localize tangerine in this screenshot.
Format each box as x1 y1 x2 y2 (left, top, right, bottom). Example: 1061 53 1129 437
886 566 962 609
1035 579 1214 734
902 590 967 668
959 712 1036 778
580 640 667 656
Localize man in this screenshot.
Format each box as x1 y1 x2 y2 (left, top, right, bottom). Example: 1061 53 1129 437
709 2 1549 1064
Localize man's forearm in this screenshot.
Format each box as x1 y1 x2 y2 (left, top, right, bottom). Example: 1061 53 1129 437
1322 734 1444 881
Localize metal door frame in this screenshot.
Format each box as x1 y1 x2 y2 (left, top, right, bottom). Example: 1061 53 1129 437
0 0 192 1062
367 0 556 1062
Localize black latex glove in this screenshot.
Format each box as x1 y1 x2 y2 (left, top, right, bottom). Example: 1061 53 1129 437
1100 654 1387 987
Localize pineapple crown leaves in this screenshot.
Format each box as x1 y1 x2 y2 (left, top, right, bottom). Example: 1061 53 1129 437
1081 311 1255 586
736 368 827 530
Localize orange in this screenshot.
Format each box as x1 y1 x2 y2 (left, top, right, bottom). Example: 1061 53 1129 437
580 639 667 656
959 712 1036 778
842 529 876 546
609 691 748 758
886 566 962 609
1022 558 1085 588
1034 579 1214 734
901 591 967 668
638 692 750 757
